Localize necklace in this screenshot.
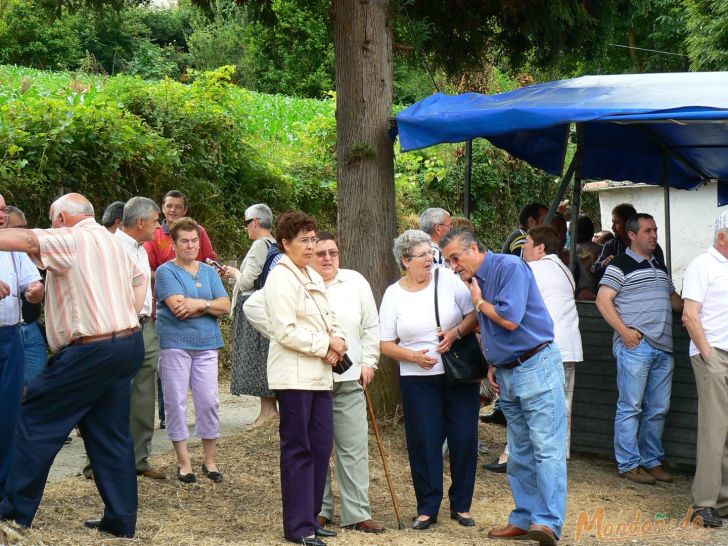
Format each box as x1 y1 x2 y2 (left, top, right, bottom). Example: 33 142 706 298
176 260 202 288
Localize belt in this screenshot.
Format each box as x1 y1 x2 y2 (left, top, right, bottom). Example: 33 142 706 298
71 327 141 346
499 342 550 369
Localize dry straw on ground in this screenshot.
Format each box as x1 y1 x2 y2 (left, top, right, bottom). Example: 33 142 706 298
2 418 728 546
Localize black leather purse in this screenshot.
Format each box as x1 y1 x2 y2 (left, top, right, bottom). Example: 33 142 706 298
434 269 488 384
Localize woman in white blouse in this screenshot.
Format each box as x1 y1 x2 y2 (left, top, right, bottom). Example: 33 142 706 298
223 203 278 428
523 224 583 457
379 229 479 530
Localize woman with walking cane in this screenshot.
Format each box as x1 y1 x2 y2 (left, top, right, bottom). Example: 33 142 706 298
309 232 386 533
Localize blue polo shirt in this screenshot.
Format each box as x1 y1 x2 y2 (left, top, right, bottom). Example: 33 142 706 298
475 252 554 366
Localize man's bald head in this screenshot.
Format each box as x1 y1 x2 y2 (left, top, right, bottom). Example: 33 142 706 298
50 193 94 228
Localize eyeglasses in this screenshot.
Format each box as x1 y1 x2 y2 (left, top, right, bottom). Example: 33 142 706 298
298 236 319 246
244 218 257 227
407 250 435 260
315 249 339 258
437 222 452 231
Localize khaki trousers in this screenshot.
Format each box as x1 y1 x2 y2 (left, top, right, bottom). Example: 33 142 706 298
691 347 728 512
319 380 372 526
83 320 160 476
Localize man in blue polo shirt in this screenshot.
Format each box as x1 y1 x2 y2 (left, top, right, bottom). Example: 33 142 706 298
596 213 683 486
440 228 567 546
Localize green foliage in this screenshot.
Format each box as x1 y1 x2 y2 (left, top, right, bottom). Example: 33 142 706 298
241 0 334 97
395 140 558 249
0 0 83 70
186 0 247 74
685 0 728 70
0 64 337 257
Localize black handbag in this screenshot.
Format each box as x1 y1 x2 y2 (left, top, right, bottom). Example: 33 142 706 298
434 269 488 384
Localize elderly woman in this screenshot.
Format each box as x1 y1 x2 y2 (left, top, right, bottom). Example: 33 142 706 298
223 203 278 429
310 232 385 533
523 224 583 457
244 211 346 546
379 229 479 530
155 217 230 484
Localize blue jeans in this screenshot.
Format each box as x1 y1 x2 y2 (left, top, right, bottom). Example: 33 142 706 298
497 343 567 537
21 321 48 388
613 339 673 474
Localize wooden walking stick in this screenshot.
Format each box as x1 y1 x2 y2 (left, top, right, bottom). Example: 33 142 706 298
364 386 405 530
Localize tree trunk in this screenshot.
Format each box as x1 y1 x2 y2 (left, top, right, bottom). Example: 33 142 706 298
332 0 400 417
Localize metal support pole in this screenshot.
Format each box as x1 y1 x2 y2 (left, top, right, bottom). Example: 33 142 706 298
464 139 473 218
662 152 672 273
545 150 579 225
568 126 583 275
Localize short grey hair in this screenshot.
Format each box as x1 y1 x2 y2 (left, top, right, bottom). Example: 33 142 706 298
123 197 160 228
419 207 449 236
53 194 95 217
393 229 431 272
245 203 273 229
439 227 485 253
715 210 728 244
7 205 25 219
101 201 126 227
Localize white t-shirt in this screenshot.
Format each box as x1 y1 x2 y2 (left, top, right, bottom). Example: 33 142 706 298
681 246 728 356
528 254 583 362
379 270 474 376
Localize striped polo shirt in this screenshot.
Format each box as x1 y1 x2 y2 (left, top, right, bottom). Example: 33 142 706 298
600 247 676 353
32 218 144 352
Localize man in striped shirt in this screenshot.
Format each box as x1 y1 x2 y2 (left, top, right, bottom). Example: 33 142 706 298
0 193 147 538
596 213 683 486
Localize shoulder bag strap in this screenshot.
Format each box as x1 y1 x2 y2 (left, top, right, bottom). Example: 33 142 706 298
278 261 332 334
434 268 441 329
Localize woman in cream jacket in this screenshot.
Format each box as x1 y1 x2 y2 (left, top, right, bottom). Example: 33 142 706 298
244 210 346 546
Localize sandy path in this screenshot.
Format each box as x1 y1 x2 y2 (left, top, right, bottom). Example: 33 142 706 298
47 386 260 483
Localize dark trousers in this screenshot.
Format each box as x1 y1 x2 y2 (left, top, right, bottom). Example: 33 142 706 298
275 389 333 540
0 332 144 536
0 325 23 493
399 374 480 517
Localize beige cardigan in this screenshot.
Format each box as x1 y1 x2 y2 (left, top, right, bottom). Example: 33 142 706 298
243 254 344 390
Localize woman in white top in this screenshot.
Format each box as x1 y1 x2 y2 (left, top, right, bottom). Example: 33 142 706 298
523 224 583 457
379 229 479 530
223 203 278 428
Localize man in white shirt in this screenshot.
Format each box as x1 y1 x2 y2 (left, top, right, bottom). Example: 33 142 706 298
309 232 385 533
83 197 164 480
419 208 451 268
0 193 44 494
682 210 728 528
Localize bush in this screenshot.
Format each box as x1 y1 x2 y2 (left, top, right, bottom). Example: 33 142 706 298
0 0 82 70
185 0 246 75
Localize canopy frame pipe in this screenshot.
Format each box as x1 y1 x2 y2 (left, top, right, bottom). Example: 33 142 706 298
569 125 584 275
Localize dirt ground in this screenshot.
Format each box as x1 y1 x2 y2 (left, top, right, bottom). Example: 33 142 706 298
2 389 726 546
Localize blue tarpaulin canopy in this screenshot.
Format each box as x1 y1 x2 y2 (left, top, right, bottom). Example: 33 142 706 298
396 73 728 205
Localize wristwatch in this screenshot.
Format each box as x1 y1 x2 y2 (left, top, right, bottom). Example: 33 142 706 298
475 298 485 312
205 300 211 312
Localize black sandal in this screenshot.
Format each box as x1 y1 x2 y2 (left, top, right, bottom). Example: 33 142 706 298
177 467 196 484
202 463 223 483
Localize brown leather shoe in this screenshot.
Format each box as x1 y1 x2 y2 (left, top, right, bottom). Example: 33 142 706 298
527 524 558 546
316 515 330 528
343 519 385 533
620 466 656 484
643 464 673 482
137 467 167 480
487 523 527 539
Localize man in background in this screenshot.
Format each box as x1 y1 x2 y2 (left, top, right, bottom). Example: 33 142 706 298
101 201 126 234
419 207 451 268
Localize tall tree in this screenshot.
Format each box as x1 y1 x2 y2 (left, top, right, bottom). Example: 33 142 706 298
332 0 400 413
